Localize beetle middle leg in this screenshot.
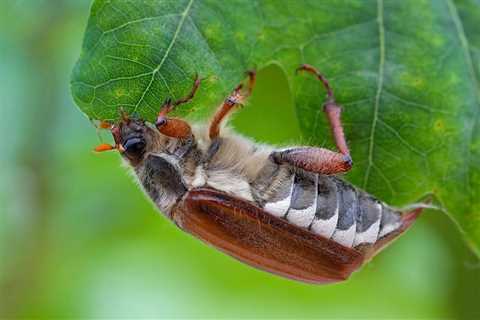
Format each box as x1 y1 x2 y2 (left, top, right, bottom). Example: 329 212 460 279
209 70 256 140
270 64 352 175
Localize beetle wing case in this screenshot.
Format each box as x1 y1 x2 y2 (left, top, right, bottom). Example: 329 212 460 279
172 187 365 284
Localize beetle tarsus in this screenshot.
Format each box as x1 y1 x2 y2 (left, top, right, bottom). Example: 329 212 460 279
172 74 201 107
209 69 257 140
246 69 256 96
296 64 334 102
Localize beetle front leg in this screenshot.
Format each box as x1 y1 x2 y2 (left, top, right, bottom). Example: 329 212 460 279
155 76 201 139
209 70 256 140
156 110 193 139
272 64 352 175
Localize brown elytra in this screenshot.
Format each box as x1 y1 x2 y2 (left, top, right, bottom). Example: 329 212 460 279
172 188 420 284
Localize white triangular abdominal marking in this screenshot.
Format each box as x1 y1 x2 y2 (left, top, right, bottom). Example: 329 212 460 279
378 222 401 238
331 224 356 247
286 172 318 228
309 174 339 238
287 206 316 228
353 201 382 246
264 197 291 217
310 205 339 238
263 174 295 218
378 206 403 238
353 211 381 246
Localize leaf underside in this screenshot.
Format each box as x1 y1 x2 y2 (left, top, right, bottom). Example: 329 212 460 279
71 0 480 256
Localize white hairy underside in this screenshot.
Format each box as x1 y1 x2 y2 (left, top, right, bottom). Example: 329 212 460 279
189 125 274 201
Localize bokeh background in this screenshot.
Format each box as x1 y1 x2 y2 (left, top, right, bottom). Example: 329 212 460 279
1 1 480 318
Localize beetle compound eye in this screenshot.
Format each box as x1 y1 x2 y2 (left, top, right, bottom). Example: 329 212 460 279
123 137 146 157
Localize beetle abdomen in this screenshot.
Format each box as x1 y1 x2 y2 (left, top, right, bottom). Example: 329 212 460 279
255 168 402 249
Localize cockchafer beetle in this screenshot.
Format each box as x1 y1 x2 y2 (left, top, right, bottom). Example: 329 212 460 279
95 64 425 284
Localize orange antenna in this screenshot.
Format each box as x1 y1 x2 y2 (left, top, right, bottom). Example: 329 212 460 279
94 143 125 153
94 124 124 153
94 143 116 152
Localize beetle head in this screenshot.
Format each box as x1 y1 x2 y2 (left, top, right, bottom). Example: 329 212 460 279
94 75 201 164
94 114 164 166
95 111 192 167
111 117 165 166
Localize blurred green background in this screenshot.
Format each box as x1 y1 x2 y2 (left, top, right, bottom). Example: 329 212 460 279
1 1 480 318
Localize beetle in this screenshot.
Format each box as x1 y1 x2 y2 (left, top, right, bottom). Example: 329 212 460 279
95 64 424 284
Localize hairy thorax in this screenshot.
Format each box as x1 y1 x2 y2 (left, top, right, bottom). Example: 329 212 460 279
133 124 273 213
191 125 274 201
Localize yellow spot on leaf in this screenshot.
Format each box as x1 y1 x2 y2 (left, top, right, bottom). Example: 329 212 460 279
235 31 246 42
400 72 425 88
207 75 219 84
257 31 266 42
205 23 221 40
114 88 126 97
448 73 460 86
430 35 445 48
433 119 445 132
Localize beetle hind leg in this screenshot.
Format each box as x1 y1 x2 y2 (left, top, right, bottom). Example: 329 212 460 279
297 64 351 158
270 65 352 175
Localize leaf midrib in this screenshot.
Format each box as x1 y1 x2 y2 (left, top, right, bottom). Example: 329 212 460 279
364 0 385 189
133 0 195 114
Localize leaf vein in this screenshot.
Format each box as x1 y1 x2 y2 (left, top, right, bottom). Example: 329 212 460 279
364 0 385 188
105 55 155 71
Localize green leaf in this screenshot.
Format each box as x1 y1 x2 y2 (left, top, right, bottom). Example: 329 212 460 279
71 0 480 256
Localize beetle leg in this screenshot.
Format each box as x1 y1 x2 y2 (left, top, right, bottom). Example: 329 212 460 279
270 147 352 175
172 74 201 107
209 70 256 140
155 75 201 139
298 64 350 153
272 65 351 175
156 100 193 139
